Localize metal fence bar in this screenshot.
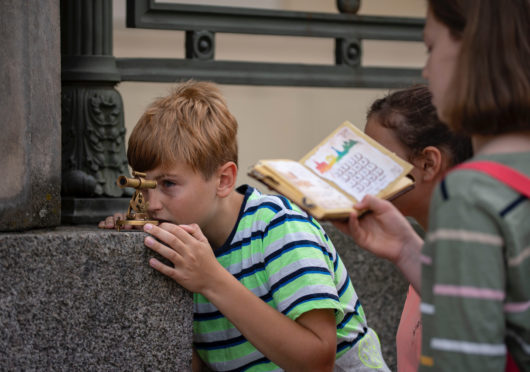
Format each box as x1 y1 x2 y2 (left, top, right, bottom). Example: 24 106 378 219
121 0 425 88
117 58 423 88
126 0 424 41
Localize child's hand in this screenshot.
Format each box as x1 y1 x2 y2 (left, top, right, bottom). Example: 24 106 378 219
97 212 130 229
332 195 419 263
143 222 224 294
332 194 423 292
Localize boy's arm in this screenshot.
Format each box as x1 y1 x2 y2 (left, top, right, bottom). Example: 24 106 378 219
144 223 337 372
205 277 337 372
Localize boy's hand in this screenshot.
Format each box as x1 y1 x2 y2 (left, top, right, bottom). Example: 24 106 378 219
143 223 224 294
98 212 131 229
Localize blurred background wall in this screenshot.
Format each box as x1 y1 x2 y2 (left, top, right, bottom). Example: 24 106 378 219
112 0 427 187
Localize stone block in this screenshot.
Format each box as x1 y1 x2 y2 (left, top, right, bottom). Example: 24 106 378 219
0 223 405 371
0 227 193 370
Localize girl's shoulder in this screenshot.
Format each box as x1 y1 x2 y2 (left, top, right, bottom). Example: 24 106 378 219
445 152 530 187
436 152 530 208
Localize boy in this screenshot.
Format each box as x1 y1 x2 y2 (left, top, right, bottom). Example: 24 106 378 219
100 80 389 371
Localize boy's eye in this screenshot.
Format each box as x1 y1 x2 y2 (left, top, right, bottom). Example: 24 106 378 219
161 180 176 188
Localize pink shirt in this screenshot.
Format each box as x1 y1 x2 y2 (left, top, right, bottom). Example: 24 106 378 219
396 285 422 372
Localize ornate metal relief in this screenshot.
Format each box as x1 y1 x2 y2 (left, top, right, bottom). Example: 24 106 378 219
61 86 130 197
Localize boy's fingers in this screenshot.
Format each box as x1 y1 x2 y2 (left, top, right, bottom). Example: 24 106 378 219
144 223 187 254
158 223 205 247
149 257 178 279
98 216 117 229
144 234 183 264
178 223 208 243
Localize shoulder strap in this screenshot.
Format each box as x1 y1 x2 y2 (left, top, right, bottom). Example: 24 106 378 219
453 160 530 198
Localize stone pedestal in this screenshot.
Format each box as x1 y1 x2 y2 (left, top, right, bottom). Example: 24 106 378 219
0 227 193 370
0 224 404 371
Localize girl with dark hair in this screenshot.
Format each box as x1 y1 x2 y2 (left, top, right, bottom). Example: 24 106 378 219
366 85 472 229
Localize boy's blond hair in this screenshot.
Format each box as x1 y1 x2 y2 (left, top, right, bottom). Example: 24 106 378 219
127 80 238 179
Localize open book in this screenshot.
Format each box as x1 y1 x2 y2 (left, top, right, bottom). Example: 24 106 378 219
248 121 415 220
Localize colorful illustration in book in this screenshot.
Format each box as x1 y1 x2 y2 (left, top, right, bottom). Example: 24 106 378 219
314 139 358 173
304 127 403 201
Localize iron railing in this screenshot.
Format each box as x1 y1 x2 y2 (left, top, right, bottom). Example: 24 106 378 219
118 0 425 88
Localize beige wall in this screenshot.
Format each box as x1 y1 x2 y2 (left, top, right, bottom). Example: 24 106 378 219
113 0 426 187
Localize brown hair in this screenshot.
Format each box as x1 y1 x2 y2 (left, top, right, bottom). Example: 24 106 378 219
367 85 472 166
428 0 530 135
127 80 238 179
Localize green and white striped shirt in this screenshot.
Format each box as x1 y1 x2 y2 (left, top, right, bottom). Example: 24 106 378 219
193 185 375 371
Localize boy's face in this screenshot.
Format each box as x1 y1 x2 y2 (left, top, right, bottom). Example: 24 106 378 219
142 160 220 228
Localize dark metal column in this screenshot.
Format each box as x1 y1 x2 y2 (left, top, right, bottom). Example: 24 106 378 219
60 0 130 224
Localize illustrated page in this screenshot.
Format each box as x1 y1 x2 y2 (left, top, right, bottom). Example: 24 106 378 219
263 160 354 210
303 125 404 201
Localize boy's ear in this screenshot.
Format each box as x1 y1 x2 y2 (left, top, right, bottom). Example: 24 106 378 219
419 146 443 182
216 161 238 197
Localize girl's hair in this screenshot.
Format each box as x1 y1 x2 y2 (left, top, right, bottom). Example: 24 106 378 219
428 0 530 135
127 80 238 179
367 85 472 166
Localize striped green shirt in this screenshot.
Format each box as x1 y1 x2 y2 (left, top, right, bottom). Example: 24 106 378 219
193 185 372 371
420 153 530 371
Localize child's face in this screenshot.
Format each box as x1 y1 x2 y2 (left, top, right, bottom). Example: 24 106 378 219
142 160 220 228
422 7 461 123
364 116 426 223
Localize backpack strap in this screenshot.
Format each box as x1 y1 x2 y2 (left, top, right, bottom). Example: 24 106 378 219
505 351 520 372
453 160 530 198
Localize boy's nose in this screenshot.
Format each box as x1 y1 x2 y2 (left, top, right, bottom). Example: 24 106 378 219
144 189 162 213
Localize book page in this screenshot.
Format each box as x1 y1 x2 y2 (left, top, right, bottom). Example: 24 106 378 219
303 125 404 201
263 160 354 210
